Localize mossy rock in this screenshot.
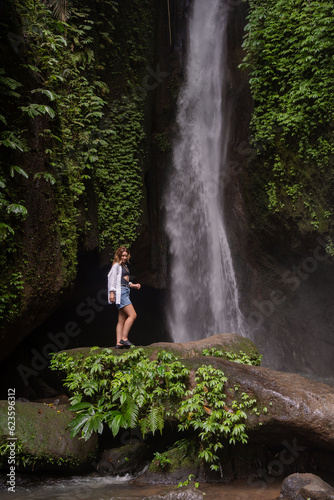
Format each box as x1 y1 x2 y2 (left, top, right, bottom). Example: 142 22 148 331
98 442 151 476
0 401 97 472
142 334 260 362
55 333 260 366
135 442 202 485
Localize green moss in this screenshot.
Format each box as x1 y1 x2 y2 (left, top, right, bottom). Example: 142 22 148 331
150 442 201 473
0 439 81 470
57 334 260 365
0 401 97 471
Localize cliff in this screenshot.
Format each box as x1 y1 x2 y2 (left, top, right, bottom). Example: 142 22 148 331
1 0 334 383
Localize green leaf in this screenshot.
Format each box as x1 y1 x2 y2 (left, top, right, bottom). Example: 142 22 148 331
43 105 56 118
10 166 28 179
110 414 123 437
20 104 55 119
31 88 57 101
0 223 15 239
6 204 28 216
69 413 91 438
34 172 56 184
70 402 94 412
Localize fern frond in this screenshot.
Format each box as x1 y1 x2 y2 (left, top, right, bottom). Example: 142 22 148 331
148 404 165 435
124 397 139 428
140 416 149 438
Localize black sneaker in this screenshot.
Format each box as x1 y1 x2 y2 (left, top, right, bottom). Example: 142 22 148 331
115 344 124 349
120 339 133 348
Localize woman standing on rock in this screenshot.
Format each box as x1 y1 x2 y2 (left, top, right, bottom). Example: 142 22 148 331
108 246 141 349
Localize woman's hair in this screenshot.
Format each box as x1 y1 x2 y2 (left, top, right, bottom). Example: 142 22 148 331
113 246 130 265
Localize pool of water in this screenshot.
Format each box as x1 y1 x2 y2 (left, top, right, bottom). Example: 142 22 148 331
0 473 282 500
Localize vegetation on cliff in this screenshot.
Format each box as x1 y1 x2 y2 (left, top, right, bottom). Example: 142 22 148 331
0 0 153 325
241 0 334 248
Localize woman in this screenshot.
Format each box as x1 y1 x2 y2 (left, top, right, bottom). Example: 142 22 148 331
108 246 141 349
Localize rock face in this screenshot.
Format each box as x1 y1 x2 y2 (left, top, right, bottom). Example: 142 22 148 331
279 473 334 500
0 401 97 472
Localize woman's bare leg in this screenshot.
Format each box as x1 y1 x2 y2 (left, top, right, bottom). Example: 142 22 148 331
120 304 137 341
116 308 127 344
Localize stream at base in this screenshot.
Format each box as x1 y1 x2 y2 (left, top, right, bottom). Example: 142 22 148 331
0 473 282 500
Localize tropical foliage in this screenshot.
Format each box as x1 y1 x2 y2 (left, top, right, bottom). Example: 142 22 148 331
0 0 152 323
50 347 264 472
241 0 334 243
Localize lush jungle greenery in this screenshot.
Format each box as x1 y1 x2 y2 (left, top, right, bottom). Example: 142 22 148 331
241 0 334 247
50 347 264 472
2 0 334 330
0 0 153 325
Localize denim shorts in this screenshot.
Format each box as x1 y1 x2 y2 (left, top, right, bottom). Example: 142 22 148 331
117 286 132 310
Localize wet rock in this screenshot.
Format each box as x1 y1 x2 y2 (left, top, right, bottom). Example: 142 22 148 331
0 401 97 472
134 439 272 485
57 333 260 364
184 356 334 450
145 333 260 362
143 485 205 499
279 473 334 500
134 440 203 485
97 442 151 476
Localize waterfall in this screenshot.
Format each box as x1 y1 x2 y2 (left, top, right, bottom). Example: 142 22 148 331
164 0 244 342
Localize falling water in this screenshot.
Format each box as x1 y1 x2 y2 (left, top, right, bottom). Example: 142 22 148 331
165 0 244 342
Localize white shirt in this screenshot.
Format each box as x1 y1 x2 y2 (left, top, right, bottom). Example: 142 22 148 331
108 263 132 305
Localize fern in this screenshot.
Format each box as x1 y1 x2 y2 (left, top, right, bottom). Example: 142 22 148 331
123 397 140 428
147 404 164 436
51 348 264 471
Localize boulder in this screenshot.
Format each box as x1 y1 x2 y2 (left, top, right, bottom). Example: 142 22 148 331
183 356 334 450
0 401 97 472
51 334 334 481
279 473 334 500
97 442 151 476
144 334 260 361
56 333 260 364
134 440 202 485
143 486 205 500
134 354 334 485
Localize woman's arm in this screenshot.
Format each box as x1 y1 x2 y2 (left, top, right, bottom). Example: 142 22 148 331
108 264 119 303
129 282 141 290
